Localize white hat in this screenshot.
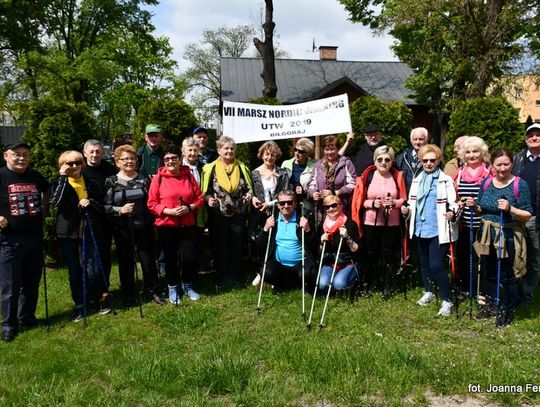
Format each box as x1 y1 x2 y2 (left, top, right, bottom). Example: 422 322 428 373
526 123 540 133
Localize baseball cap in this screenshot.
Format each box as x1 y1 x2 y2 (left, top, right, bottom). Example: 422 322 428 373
526 123 540 134
193 127 207 135
145 124 162 134
4 141 31 151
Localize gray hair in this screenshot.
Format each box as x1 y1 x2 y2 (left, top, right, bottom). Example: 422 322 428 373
294 137 315 157
373 145 395 162
458 136 490 163
182 136 199 150
83 139 103 150
410 127 429 142
216 135 236 150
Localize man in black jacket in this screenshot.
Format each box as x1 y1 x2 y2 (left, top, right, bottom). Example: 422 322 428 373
339 125 383 176
255 190 317 290
395 127 429 192
512 123 540 306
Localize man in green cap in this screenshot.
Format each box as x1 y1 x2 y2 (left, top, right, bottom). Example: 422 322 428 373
137 124 164 179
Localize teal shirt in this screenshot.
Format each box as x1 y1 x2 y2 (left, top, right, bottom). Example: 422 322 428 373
275 212 302 267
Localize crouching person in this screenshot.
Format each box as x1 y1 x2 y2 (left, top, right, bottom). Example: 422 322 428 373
254 190 317 290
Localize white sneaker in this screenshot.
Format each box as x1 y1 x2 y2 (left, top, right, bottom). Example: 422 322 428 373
438 300 453 316
416 291 435 306
251 273 261 287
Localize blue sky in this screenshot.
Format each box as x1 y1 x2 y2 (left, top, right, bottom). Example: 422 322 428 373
149 0 397 73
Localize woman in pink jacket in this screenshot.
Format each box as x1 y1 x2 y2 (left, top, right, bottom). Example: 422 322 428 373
148 145 204 303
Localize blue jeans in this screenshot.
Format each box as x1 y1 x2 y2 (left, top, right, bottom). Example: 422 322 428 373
520 216 540 305
318 264 358 291
416 236 451 301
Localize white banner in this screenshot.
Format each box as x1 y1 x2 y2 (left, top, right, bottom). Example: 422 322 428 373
222 94 352 144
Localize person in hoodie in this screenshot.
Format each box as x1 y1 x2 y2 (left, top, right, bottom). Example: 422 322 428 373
148 144 204 303
104 145 162 306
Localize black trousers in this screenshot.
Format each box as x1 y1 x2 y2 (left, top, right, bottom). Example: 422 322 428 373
156 226 200 286
209 213 246 283
363 224 401 290
263 256 317 289
0 234 43 330
113 225 158 297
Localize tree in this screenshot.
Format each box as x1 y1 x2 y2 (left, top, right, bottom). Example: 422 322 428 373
446 97 522 159
349 96 412 153
253 0 277 98
0 0 176 140
182 25 256 123
338 0 538 144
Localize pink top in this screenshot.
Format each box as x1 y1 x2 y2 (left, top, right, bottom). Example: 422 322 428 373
362 172 404 226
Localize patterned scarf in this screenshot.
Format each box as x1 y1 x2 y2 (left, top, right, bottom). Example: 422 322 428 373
323 159 338 190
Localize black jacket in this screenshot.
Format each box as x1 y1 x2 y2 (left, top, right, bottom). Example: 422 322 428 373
49 175 104 239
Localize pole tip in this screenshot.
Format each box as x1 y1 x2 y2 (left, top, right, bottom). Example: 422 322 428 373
306 324 311 331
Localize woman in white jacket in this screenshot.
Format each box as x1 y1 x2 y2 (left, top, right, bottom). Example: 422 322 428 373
401 144 458 316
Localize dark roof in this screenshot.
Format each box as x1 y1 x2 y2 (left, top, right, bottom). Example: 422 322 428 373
220 57 417 105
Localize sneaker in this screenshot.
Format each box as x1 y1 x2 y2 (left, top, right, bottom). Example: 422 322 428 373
150 292 164 305
1 328 16 342
182 283 200 301
72 310 85 323
438 300 453 316
168 285 180 304
251 273 261 287
416 291 435 306
99 306 111 315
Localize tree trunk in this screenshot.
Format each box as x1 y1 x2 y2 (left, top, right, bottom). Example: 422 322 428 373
253 0 277 99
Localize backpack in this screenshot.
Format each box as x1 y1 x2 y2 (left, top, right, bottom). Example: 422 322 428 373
481 175 520 202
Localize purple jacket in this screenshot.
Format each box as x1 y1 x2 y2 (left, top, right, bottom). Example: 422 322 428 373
307 156 357 216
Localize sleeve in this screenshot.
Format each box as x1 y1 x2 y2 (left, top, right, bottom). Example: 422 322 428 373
516 179 533 214
49 176 68 207
336 159 357 197
189 173 204 209
104 177 122 217
147 174 166 216
306 164 319 198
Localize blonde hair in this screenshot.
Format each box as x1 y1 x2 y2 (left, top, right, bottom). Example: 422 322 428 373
58 150 84 167
373 145 395 162
114 145 137 162
458 136 490 163
418 144 442 161
257 141 282 160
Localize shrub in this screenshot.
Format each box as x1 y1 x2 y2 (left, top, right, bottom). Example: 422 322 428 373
446 97 523 160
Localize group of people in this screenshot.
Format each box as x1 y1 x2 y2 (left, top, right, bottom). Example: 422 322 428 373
1 122 539 342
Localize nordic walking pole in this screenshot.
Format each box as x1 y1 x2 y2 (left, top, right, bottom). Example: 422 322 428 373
81 219 89 326
307 241 326 330
446 202 458 318
468 204 474 319
42 263 50 330
128 216 144 318
495 197 505 327
301 202 306 320
256 206 275 314
319 236 344 330
84 212 117 316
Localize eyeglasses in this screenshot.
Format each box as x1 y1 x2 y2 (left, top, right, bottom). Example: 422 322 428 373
7 152 30 159
163 156 179 162
119 157 136 162
324 203 339 210
294 148 306 154
422 158 437 164
278 200 294 206
376 157 391 163
66 161 82 167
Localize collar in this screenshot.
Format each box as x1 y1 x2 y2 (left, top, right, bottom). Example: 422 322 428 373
526 150 539 161
279 211 297 224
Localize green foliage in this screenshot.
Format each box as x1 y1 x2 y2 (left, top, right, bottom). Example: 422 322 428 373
134 98 198 146
446 97 523 160
23 99 95 180
349 96 412 153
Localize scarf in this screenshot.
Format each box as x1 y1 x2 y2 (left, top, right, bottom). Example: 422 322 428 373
215 158 240 193
68 176 88 200
323 213 347 237
459 164 490 185
416 168 440 222
323 158 338 190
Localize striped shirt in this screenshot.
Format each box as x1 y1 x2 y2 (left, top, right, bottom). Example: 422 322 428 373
457 179 481 228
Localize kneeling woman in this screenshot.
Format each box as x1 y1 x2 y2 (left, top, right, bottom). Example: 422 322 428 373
318 195 360 291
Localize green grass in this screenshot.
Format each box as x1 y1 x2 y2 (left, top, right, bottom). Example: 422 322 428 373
1 266 539 406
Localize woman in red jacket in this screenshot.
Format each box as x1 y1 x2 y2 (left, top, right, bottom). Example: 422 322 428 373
351 145 407 298
148 145 204 303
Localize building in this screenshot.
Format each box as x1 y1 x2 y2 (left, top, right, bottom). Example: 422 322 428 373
220 46 430 129
503 75 540 123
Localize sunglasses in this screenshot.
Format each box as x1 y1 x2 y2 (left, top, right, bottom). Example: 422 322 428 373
376 157 391 163
66 161 82 166
163 156 179 162
324 203 339 210
278 200 294 206
294 148 306 154
422 158 437 164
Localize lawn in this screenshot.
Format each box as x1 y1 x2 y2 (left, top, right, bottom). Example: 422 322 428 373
1 264 539 407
